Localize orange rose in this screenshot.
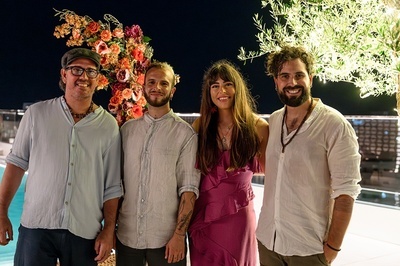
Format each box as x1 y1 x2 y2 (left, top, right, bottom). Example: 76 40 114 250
100 30 112 42
110 94 123 105
110 43 121 55
87 21 100 34
128 104 143 119
122 89 133 100
119 57 131 69
97 74 109 90
137 74 145 85
132 48 144 62
112 28 124 38
136 95 147 107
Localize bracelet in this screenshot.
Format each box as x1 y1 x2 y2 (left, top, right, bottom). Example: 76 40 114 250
326 242 341 252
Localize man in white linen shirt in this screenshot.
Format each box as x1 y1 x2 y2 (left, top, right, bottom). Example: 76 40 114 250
0 48 122 265
257 46 361 266
116 61 200 266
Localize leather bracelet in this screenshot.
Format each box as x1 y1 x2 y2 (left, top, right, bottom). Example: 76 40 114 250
326 242 341 252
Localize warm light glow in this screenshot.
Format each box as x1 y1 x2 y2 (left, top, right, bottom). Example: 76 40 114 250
239 0 400 99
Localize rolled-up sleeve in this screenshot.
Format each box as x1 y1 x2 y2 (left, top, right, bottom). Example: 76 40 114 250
328 121 362 200
103 132 123 202
177 133 201 198
6 108 32 171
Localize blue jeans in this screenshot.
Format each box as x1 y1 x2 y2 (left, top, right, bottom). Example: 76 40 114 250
14 225 97 266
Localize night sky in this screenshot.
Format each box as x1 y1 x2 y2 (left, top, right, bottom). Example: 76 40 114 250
0 0 397 115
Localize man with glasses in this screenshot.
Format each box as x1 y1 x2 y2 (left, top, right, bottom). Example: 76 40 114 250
0 48 122 266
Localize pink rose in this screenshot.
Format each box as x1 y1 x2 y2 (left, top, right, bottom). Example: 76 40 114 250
96 41 111 55
116 69 130 83
132 89 142 102
111 82 126 93
108 102 119 114
124 25 143 40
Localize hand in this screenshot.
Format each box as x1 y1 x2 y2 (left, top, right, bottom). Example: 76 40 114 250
165 233 185 264
0 215 13 246
94 228 114 263
323 242 339 264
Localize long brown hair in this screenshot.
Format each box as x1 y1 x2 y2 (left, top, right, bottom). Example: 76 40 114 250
197 59 260 174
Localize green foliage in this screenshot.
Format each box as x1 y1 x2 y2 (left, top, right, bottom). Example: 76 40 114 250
239 0 400 98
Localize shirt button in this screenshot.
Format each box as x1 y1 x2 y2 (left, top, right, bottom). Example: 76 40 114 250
70 163 74 166
141 198 145 203
68 182 71 186
65 201 68 205
140 215 143 218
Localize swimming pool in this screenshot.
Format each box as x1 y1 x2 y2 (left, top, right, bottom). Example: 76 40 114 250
0 165 27 265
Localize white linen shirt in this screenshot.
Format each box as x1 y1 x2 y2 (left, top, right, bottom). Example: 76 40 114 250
257 99 361 256
6 97 122 239
117 110 200 249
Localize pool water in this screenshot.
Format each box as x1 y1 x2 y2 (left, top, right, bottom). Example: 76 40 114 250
0 165 27 265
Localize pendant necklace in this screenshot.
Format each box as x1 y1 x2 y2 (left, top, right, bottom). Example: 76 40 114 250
219 124 233 150
280 98 313 153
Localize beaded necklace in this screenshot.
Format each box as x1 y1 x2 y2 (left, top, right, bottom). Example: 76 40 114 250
280 98 313 153
65 97 94 119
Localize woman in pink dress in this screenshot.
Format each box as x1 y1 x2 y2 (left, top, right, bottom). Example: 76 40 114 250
189 60 269 265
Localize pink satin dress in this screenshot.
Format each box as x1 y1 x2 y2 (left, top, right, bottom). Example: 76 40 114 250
188 150 259 266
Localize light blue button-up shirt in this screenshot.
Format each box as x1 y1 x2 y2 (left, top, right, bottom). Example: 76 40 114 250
6 97 122 239
117 110 200 249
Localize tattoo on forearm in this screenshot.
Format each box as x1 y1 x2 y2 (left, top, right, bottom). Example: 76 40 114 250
176 194 196 233
177 210 193 232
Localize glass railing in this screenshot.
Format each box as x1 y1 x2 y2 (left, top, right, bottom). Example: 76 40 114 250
1 110 399 209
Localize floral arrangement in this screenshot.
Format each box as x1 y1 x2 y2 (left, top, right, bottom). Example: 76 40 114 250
54 9 153 126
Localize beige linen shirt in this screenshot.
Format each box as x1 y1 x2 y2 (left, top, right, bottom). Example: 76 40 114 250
117 110 200 249
257 99 361 256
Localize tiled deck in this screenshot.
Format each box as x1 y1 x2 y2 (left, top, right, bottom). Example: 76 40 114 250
1 141 400 265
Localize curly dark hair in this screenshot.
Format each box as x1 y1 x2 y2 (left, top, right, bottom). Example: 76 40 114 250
265 46 315 77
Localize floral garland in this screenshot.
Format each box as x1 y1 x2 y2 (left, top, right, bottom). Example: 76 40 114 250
54 9 153 126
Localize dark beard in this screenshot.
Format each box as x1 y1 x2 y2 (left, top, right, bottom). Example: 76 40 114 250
277 85 310 107
144 91 172 107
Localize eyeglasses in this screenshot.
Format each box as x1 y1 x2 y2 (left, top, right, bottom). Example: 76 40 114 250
65 66 99 79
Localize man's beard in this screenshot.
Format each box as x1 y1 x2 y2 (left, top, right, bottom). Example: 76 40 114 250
144 90 172 107
277 85 310 107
